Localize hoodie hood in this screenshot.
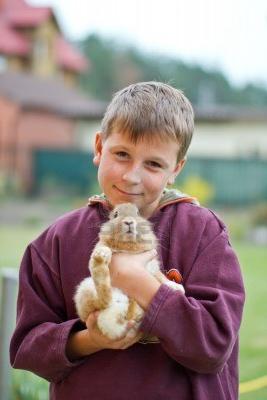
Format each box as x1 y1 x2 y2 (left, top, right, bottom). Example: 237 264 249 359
88 188 199 212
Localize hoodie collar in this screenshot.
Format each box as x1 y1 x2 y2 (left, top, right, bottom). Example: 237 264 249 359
87 188 199 212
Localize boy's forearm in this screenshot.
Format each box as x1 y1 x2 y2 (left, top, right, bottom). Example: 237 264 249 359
66 329 101 362
124 269 161 310
110 251 162 310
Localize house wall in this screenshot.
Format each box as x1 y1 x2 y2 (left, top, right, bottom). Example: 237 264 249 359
0 100 76 192
74 120 102 151
190 121 267 159
31 18 59 77
15 110 75 191
0 96 19 179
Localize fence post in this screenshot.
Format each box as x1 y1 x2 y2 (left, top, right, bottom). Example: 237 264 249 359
0 268 18 400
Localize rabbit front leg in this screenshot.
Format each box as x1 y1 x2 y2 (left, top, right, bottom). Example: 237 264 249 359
90 245 113 309
90 246 130 339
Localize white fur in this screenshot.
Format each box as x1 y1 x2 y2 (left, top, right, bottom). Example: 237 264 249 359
97 288 129 339
74 203 185 340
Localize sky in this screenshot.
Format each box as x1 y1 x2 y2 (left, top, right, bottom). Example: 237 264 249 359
29 0 267 88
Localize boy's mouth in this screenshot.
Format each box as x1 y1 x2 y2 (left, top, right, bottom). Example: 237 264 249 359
113 185 143 196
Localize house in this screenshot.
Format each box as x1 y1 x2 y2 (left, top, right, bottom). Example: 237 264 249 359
0 0 107 193
191 105 267 159
0 71 106 192
180 105 267 205
0 0 88 86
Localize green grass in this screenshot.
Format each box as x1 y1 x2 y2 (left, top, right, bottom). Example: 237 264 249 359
0 224 45 269
1 226 267 399
234 241 267 399
12 370 49 400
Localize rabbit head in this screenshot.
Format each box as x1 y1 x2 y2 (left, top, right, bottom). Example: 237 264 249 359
99 203 157 253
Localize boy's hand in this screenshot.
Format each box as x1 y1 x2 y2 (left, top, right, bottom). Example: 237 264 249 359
109 250 161 310
85 311 142 351
109 249 156 286
66 311 142 362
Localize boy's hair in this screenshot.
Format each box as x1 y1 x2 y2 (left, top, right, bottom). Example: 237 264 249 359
101 81 194 161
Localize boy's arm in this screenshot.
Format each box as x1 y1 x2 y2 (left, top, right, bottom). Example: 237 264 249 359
10 243 142 381
139 215 245 374
66 312 141 361
9 244 85 383
109 250 161 310
110 212 245 374
65 249 160 362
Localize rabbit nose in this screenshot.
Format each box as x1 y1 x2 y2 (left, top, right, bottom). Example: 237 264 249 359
124 221 133 226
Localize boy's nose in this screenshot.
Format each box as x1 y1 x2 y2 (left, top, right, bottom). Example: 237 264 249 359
122 166 142 184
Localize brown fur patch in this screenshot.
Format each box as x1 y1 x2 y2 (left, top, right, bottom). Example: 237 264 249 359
126 299 138 320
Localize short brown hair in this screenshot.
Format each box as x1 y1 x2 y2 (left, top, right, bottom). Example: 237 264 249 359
101 81 194 161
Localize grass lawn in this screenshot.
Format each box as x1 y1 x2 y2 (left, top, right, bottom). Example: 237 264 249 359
1 224 267 399
0 224 46 269
234 242 267 399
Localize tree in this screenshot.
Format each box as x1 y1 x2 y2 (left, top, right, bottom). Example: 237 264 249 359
78 33 267 107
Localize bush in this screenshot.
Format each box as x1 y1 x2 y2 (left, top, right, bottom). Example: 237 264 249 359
177 175 215 206
251 203 267 227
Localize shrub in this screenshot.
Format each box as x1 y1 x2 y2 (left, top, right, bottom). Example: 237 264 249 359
177 175 215 206
251 203 267 227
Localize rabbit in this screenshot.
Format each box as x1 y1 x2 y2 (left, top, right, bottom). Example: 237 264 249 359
74 202 184 340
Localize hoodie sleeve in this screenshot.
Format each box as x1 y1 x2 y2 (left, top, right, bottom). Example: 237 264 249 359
140 211 245 374
9 243 85 383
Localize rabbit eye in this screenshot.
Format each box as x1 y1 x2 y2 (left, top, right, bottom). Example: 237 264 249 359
113 211 119 218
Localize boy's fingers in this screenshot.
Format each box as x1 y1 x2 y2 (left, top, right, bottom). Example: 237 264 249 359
120 332 142 349
85 311 99 329
127 319 139 329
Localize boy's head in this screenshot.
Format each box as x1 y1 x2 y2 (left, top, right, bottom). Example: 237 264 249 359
94 81 194 217
101 81 194 162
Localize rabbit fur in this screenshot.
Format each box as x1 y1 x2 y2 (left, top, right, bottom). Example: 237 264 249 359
74 203 184 340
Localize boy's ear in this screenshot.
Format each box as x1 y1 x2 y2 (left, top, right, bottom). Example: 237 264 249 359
167 158 186 185
93 132 103 166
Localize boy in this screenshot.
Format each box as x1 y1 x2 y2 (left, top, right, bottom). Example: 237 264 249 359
10 82 245 400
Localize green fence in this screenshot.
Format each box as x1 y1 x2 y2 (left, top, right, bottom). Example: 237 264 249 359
33 149 97 195
180 157 267 205
33 149 267 205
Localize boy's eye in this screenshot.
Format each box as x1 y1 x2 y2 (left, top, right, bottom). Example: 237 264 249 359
115 151 129 159
146 161 162 169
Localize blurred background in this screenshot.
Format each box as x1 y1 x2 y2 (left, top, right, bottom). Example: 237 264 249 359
0 0 267 399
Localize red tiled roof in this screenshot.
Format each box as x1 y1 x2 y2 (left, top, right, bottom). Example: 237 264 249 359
6 7 52 28
0 20 30 55
55 35 88 73
0 0 88 72
1 0 53 27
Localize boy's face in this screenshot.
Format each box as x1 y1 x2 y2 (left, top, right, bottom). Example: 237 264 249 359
93 131 185 218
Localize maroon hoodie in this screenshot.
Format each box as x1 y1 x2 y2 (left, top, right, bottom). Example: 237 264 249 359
10 200 245 400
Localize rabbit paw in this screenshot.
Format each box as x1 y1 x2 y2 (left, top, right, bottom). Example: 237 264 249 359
92 246 112 264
